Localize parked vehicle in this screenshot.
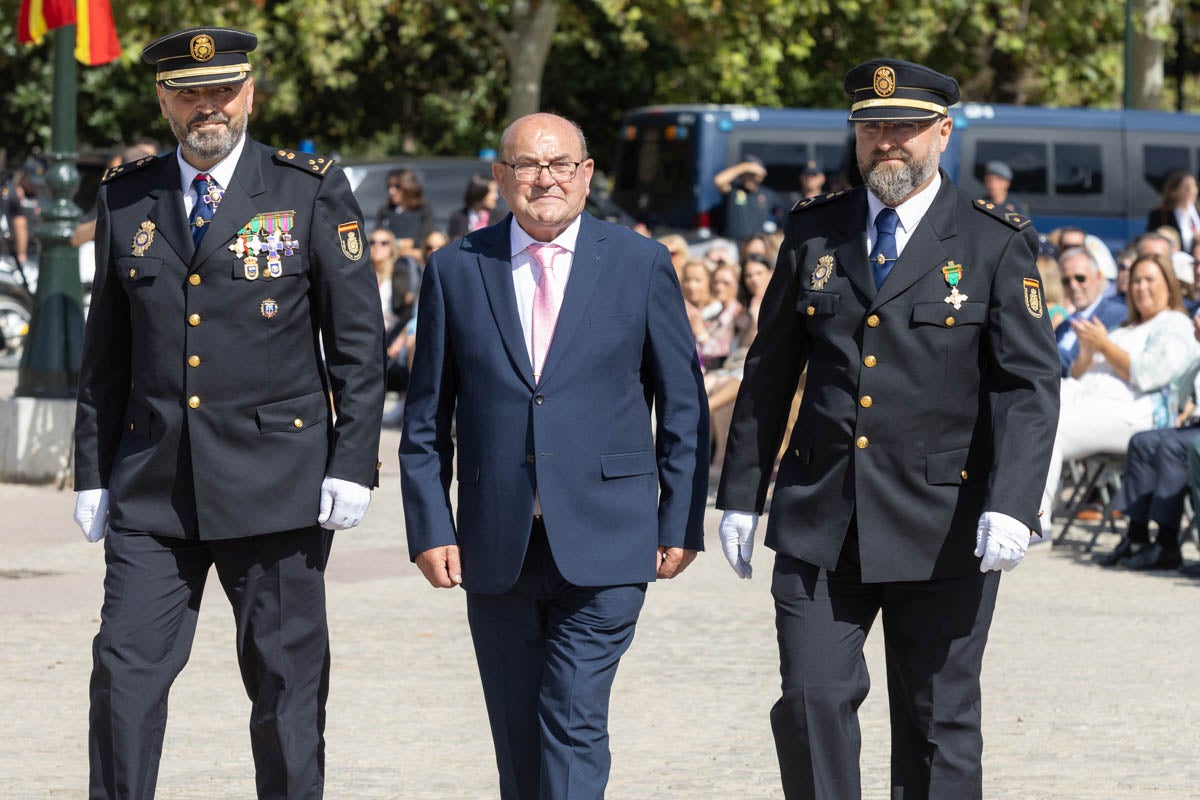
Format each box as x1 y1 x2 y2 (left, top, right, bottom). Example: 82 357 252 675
612 102 1200 250
341 157 506 235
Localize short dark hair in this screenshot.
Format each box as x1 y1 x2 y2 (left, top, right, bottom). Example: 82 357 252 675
463 173 493 208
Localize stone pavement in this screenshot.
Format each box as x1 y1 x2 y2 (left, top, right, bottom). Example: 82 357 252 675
2 398 1200 798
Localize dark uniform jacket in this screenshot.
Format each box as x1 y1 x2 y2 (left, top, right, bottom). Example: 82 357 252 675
75 139 385 540
717 173 1061 582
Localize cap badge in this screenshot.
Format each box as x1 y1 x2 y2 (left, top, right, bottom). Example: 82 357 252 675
190 34 215 62
873 66 896 98
131 220 156 257
811 254 834 290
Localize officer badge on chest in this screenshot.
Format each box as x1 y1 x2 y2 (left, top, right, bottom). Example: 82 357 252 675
942 260 968 310
231 211 297 280
131 220 156 256
260 297 279 319
811 254 834 290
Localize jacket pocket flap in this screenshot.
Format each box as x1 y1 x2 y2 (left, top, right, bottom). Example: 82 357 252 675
926 446 974 485
117 256 163 282
912 301 987 327
600 450 657 478
255 390 329 434
796 291 840 316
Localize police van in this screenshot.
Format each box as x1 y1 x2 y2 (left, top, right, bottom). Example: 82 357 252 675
611 102 1200 250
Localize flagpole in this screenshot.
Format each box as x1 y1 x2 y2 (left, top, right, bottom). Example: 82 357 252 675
16 23 85 398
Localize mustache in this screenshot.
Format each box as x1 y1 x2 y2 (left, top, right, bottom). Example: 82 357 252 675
188 111 229 127
869 151 910 166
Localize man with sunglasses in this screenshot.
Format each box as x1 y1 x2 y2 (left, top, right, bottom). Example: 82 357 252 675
400 112 708 800
715 59 1060 799
1056 246 1127 375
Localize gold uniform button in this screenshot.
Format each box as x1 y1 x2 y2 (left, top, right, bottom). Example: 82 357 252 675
793 448 800 457
866 314 880 328
128 268 136 278
961 469 969 480
864 355 877 367
945 316 956 327
859 396 872 408
293 418 304 428
856 436 869 449
187 355 200 367
129 423 135 431
188 314 201 326
188 395 200 409
188 274 201 286
806 306 815 316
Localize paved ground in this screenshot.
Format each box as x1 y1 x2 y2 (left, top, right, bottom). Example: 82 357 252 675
2 384 1199 798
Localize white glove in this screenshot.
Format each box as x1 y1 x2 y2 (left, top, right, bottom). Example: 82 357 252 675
73 488 109 543
718 510 759 579
974 511 1032 572
317 477 372 530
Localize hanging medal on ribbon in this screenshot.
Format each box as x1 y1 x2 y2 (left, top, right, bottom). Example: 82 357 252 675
942 260 967 310
263 213 284 278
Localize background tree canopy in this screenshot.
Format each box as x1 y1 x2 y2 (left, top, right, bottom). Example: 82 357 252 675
0 1 1194 173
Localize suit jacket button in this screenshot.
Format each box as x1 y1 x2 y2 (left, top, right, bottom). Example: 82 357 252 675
866 314 880 328
188 313 201 326
188 274 202 286
855 436 869 449
188 395 200 409
534 395 544 405
859 395 872 408
863 355 877 367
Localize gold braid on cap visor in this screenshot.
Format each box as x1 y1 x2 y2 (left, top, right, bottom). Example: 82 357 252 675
157 62 252 84
850 98 948 116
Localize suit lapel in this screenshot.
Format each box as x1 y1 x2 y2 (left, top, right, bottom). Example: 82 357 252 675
831 189 875 301
474 218 537 390
194 141 268 268
145 157 192 264
537 213 604 386
871 174 959 310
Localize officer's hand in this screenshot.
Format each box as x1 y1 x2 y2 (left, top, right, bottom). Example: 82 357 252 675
974 511 1032 572
73 488 109 543
317 477 371 530
657 547 698 579
415 545 462 588
718 510 758 579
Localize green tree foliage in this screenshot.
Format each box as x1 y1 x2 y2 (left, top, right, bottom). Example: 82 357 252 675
0 0 1180 176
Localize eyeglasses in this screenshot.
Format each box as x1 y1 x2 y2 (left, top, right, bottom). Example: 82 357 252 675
501 161 582 183
1061 274 1090 285
369 239 391 246
855 121 934 138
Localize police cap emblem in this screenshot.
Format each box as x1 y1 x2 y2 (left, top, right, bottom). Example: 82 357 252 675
873 66 896 98
190 34 215 62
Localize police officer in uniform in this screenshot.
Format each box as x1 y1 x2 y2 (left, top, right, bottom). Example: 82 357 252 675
72 27 384 800
715 60 1060 799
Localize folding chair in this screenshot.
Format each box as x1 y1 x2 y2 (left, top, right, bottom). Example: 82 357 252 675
1054 453 1126 551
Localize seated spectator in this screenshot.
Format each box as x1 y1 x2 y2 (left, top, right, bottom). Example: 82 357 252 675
1040 253 1200 538
447 173 498 239
1100 335 1200 570
740 253 773 339
698 263 753 370
704 240 738 270
740 233 772 264
1147 169 1200 252
376 168 433 249
1055 246 1127 376
1052 225 1087 252
1036 253 1070 330
657 233 690 282
680 259 717 348
422 229 448 262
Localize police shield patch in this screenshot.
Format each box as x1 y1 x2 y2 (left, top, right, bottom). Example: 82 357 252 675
1023 278 1044 318
338 221 364 261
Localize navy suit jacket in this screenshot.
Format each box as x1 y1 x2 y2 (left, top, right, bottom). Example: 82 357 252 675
1056 294 1128 375
400 212 709 595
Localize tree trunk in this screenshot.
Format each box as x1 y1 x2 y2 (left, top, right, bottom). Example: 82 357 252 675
502 0 559 124
1131 0 1174 109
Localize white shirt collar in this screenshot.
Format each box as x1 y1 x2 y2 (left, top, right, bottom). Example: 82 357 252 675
508 215 582 258
176 133 247 194
866 171 942 233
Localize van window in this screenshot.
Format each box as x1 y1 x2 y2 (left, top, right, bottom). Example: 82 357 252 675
1143 145 1190 193
738 141 809 195
974 141 1047 194
613 126 695 224
1055 143 1103 195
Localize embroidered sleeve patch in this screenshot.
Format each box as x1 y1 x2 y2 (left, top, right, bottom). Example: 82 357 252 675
1023 277 1044 318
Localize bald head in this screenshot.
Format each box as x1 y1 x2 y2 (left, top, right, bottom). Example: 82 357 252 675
499 113 588 163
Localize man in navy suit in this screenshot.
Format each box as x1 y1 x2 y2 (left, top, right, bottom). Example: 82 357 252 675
399 113 708 800
1056 245 1127 375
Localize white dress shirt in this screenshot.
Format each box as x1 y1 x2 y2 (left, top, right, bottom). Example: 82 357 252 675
865 172 942 260
508 215 581 365
176 134 246 217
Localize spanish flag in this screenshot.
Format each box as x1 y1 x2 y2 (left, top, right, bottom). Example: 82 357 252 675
17 0 120 66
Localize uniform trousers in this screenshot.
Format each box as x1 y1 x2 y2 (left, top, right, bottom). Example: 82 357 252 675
465 520 646 800
770 525 1000 800
89 526 332 800
1114 426 1200 526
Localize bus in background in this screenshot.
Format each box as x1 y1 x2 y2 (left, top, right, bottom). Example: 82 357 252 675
611 103 1200 251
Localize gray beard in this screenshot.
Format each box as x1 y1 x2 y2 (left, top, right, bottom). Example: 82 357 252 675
172 111 246 163
860 146 940 207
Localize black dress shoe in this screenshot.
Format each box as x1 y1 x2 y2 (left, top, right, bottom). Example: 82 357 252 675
1122 543 1183 571
1179 561 1200 577
1094 536 1144 567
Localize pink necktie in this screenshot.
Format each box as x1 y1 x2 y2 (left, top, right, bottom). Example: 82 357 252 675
528 242 564 383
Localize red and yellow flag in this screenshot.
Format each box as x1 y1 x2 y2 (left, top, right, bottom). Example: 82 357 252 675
17 0 120 66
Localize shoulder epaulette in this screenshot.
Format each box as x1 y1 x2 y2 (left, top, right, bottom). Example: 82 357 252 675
790 190 849 214
973 198 1032 230
101 156 157 184
273 149 336 176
